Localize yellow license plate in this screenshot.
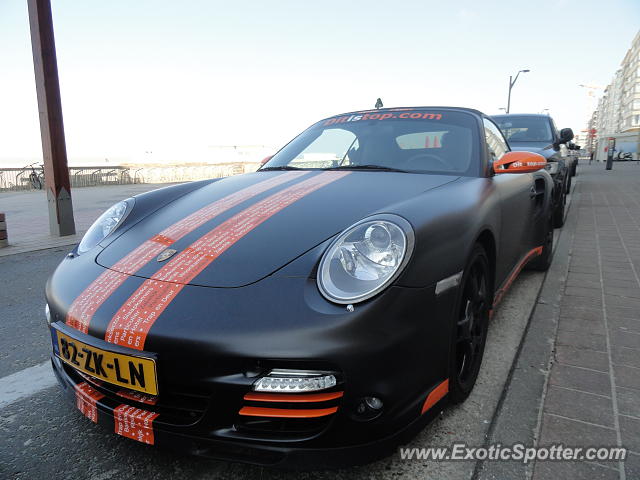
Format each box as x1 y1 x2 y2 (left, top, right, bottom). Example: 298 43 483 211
53 329 158 395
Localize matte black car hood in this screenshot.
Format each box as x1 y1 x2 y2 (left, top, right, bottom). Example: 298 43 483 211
96 171 459 287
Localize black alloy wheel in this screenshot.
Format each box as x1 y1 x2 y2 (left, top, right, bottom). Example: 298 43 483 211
527 215 554 271
449 245 491 404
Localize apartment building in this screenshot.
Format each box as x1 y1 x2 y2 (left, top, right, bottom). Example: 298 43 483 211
590 30 640 160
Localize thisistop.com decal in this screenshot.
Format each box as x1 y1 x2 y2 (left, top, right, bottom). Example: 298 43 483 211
324 112 443 126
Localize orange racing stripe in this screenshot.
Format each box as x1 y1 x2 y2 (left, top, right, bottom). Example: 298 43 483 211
65 172 306 333
116 389 158 406
113 404 159 445
75 381 105 423
104 171 350 350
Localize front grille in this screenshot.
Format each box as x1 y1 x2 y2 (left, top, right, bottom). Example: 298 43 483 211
236 416 334 435
63 364 209 426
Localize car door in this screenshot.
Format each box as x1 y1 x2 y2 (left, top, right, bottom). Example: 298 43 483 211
483 118 536 285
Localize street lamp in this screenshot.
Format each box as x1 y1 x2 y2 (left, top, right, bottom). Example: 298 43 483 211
506 69 530 114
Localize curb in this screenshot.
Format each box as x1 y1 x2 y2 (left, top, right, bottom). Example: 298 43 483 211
474 180 579 480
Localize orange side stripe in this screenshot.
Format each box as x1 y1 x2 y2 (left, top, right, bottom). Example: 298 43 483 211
492 246 543 308
238 406 338 418
243 391 344 403
421 379 449 414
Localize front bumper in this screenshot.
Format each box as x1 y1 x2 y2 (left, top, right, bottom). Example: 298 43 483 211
47 277 457 468
52 352 445 468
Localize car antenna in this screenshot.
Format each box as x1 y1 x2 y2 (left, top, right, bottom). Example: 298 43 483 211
375 98 383 109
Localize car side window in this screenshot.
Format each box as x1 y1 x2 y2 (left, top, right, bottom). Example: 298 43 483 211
483 118 509 164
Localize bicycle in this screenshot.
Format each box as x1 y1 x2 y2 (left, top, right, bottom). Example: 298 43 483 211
25 162 45 190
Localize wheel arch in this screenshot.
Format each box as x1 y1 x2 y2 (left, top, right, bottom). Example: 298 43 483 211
474 229 497 295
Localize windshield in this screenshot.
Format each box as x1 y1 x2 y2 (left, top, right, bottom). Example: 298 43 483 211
262 110 479 175
492 116 553 143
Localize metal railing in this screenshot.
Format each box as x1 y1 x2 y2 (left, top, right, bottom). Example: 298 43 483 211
0 163 261 192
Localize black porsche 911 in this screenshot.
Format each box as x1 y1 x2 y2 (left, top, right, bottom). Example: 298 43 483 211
45 107 554 468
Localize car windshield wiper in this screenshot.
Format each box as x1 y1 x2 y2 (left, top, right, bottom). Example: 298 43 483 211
259 165 307 171
326 164 408 173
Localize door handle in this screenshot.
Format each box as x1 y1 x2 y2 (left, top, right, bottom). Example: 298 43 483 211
529 186 537 199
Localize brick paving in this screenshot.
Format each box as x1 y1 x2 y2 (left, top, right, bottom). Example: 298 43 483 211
533 162 640 480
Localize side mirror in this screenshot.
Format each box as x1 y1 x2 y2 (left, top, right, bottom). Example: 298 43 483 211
260 155 273 165
493 151 546 174
559 128 574 144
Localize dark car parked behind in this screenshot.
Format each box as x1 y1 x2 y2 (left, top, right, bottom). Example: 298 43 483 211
491 114 574 227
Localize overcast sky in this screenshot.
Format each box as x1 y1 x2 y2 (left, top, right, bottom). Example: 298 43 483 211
1 0 639 165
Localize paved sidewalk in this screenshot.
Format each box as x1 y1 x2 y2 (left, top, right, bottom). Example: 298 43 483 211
0 183 169 256
478 161 640 480
533 162 640 479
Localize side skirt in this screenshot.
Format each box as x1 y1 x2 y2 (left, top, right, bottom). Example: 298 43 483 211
491 246 543 312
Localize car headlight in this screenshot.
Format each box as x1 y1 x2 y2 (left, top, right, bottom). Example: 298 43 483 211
77 199 133 254
317 214 414 304
545 162 559 174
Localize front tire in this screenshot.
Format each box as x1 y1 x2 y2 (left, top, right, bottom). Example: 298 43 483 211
448 245 491 404
527 216 554 271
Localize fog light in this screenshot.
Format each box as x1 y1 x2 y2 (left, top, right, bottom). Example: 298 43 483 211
354 395 384 421
365 396 383 410
45 304 52 325
253 369 337 392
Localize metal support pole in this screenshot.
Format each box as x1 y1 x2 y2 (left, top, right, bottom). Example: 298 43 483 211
27 0 75 236
506 76 512 114
606 137 615 171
